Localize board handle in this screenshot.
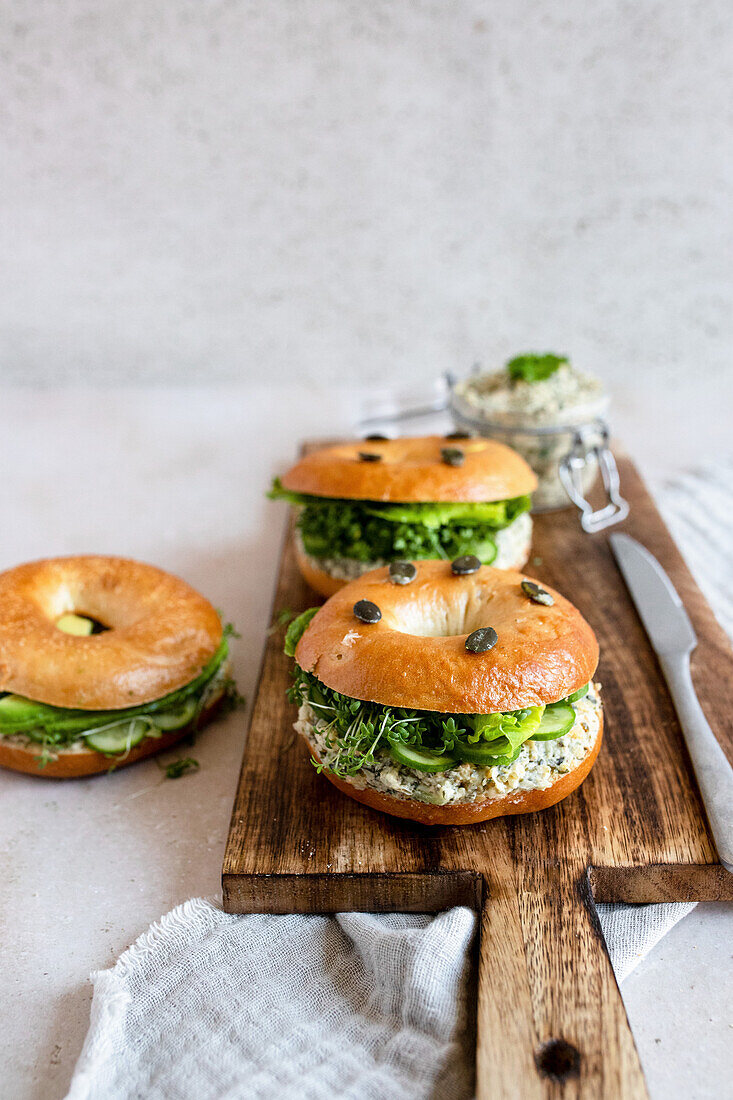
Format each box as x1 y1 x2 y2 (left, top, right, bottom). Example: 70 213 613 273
476 855 648 1098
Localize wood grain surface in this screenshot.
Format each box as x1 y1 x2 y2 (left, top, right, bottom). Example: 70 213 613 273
223 454 733 1098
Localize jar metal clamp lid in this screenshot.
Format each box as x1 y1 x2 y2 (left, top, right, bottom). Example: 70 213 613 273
557 419 629 533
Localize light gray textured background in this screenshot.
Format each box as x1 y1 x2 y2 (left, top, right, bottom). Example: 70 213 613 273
1 8 732 1098
2 0 732 395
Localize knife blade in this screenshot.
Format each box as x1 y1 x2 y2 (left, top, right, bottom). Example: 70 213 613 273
610 533 733 872
610 533 696 657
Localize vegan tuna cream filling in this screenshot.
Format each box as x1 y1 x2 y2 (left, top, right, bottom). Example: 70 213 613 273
452 354 607 428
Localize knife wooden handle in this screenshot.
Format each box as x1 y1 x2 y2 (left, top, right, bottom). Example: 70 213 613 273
660 654 733 872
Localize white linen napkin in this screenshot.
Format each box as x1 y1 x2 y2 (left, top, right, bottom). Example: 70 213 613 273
65 897 695 1100
65 465 732 1100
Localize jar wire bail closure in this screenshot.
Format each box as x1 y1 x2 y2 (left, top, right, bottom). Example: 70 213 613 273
558 421 629 533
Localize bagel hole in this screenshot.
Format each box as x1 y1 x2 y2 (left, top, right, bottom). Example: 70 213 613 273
385 590 496 638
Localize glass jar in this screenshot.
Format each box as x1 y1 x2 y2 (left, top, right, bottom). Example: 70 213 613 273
449 373 628 529
356 367 629 531
449 398 607 512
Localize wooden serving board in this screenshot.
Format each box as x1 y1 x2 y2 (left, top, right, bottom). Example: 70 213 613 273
223 453 733 1098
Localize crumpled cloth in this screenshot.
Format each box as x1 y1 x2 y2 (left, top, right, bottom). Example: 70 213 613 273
65 898 693 1100
66 465 732 1100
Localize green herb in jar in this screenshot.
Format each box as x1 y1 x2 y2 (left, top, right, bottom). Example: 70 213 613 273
506 353 568 383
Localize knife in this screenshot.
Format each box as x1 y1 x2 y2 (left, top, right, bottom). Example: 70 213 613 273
610 533 733 872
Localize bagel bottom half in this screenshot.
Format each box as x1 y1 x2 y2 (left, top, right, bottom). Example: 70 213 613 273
0 688 227 780
294 545 347 599
301 718 602 826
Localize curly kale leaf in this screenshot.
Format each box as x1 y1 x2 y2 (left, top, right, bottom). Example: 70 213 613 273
272 486 531 564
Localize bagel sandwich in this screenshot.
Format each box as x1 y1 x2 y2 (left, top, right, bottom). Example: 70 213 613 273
0 556 239 777
285 559 601 825
269 435 537 598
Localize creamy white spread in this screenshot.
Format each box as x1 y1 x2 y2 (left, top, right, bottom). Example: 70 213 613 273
295 510 532 581
453 363 606 429
296 684 602 807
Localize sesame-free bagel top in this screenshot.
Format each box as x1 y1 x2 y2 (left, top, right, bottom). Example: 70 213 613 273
295 561 598 714
0 556 223 709
281 436 537 503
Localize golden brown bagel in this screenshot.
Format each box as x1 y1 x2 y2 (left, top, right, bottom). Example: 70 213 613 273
0 691 226 779
281 435 537 503
294 545 347 599
306 717 603 826
295 561 598 714
0 556 223 710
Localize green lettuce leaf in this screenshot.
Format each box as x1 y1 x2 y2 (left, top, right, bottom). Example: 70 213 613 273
363 497 530 528
467 707 544 755
267 479 316 506
284 608 319 657
269 479 530 527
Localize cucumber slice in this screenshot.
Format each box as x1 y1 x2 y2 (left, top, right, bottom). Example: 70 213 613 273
0 694 43 724
452 739 522 766
532 701 576 741
389 742 458 773
151 698 198 731
56 613 93 636
472 538 498 566
85 719 151 754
